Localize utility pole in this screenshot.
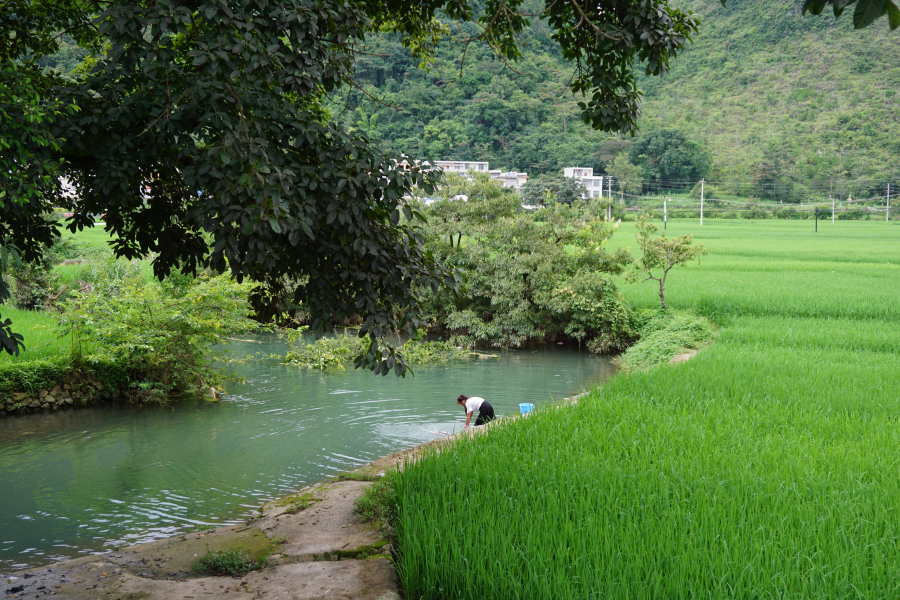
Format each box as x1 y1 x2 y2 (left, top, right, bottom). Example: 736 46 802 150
887 184 891 222
700 179 705 226
664 198 668 231
831 195 835 224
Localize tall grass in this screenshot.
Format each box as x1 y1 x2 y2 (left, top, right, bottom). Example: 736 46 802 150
392 219 900 599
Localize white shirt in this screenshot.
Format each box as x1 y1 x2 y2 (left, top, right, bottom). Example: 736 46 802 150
464 397 485 414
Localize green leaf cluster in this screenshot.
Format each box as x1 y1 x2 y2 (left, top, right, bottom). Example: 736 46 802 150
281 327 478 370
57 262 260 402
418 175 635 350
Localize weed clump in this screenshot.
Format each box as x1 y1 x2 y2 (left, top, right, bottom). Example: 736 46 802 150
355 472 398 530
191 544 269 576
282 493 321 515
616 311 714 371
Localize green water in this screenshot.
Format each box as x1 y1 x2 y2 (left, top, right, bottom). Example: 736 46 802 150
0 336 614 573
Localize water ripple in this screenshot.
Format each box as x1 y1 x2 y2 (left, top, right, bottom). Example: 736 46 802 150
0 342 614 573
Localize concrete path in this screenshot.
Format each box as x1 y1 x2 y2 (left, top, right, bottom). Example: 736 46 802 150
4 479 401 600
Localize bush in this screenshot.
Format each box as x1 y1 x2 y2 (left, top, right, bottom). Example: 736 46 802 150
0 357 128 399
837 209 865 220
548 271 635 352
281 329 365 370
10 262 53 310
743 207 771 219
689 181 720 200
775 207 801 219
58 270 259 403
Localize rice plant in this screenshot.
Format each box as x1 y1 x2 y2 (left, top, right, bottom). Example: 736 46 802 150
392 219 900 599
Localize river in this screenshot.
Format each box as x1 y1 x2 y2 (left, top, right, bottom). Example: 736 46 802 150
0 336 614 572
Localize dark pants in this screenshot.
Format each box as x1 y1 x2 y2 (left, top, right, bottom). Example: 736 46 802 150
474 402 495 426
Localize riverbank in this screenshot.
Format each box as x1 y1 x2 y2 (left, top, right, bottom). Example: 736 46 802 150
1 342 609 573
0 360 132 416
0 330 692 598
2 438 451 600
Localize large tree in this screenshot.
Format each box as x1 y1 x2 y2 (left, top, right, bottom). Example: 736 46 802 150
1 0 890 369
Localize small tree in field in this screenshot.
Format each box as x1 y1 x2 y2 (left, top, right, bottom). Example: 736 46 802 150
628 214 706 310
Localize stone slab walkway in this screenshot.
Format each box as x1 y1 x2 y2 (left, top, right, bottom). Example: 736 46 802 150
4 479 401 600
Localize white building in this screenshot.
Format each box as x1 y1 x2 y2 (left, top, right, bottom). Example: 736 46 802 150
433 160 490 175
432 160 529 190
564 166 604 198
488 169 529 190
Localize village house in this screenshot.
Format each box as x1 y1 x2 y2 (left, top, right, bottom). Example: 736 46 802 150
432 160 529 191
564 167 604 198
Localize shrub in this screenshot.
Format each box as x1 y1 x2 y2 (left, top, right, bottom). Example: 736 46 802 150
281 328 365 370
775 207 801 219
837 209 865 220
0 357 128 400
548 271 635 352
10 262 54 310
689 181 720 200
281 329 480 369
743 207 771 219
58 270 259 403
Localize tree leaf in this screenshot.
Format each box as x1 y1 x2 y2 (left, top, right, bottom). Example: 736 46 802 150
854 0 886 26
889 0 900 28
803 0 828 15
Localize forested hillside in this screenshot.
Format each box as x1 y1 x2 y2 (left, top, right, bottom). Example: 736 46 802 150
331 0 900 201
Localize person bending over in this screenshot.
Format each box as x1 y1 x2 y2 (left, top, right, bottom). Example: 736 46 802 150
457 394 495 429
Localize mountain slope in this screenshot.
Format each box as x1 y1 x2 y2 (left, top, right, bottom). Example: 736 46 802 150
336 0 900 200
638 0 900 199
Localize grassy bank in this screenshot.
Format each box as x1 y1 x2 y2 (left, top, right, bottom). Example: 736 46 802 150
392 220 900 599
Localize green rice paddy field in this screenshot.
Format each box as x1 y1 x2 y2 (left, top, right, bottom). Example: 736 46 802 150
394 220 900 599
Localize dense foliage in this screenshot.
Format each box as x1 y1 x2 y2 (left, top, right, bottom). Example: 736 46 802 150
520 174 585 205
280 328 482 370
52 256 260 402
0 0 704 371
628 129 711 188
417 175 635 351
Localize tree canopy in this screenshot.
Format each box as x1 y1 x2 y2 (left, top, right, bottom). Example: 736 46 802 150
1 0 891 368
628 130 710 190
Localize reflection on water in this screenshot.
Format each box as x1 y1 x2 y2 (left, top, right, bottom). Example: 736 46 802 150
0 337 614 572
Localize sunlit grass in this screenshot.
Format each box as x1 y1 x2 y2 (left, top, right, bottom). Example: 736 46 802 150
64 224 114 251
393 218 900 599
0 307 68 363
